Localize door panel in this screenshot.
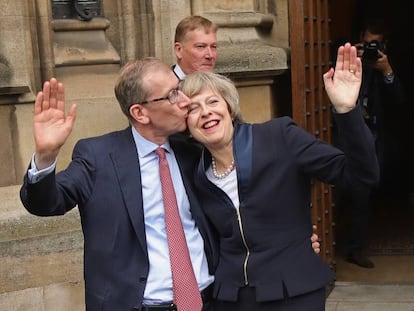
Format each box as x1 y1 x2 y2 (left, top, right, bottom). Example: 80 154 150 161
288 0 335 273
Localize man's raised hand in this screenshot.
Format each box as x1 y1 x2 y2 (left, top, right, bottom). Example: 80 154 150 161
33 78 77 169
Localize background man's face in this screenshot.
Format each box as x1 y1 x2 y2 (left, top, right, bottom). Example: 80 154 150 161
175 28 217 74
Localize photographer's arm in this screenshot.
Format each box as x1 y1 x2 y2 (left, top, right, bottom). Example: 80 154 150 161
375 50 394 81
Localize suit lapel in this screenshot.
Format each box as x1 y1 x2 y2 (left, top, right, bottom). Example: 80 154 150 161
110 128 147 254
233 123 253 201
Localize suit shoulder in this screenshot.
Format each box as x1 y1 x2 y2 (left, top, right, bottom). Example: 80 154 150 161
252 116 296 131
77 127 131 145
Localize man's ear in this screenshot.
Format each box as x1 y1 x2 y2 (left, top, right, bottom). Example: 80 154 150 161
174 42 183 60
130 104 150 124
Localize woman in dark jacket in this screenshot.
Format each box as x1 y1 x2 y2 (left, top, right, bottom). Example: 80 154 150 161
181 43 379 310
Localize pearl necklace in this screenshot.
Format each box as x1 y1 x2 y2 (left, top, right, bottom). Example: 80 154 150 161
211 157 235 179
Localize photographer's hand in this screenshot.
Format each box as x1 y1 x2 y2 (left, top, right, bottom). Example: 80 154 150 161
355 42 364 58
373 50 393 77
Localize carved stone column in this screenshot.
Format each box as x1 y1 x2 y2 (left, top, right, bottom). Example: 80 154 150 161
0 0 39 186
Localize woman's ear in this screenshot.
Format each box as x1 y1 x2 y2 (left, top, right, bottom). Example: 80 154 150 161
129 104 150 124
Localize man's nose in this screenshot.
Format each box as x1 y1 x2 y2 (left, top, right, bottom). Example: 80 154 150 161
177 90 190 108
205 47 212 58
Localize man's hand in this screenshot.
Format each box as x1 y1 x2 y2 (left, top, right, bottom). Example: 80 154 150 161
311 225 320 254
373 50 393 76
34 78 77 169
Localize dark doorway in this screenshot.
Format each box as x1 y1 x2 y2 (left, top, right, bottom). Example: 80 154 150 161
330 0 414 281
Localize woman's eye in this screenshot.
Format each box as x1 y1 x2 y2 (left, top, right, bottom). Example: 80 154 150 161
188 105 200 113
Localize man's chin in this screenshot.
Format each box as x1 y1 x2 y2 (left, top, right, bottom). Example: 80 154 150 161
200 65 214 72
178 123 187 132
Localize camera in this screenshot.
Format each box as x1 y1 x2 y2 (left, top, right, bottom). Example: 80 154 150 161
363 40 383 62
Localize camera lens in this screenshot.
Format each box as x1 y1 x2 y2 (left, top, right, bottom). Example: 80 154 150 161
364 41 380 62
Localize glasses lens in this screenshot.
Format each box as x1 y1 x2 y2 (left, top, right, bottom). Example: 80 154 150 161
169 88 179 104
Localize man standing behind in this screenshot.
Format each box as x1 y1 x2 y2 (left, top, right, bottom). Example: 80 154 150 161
172 15 218 80
334 18 405 269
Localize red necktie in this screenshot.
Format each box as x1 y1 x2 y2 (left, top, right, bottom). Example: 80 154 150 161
155 147 203 311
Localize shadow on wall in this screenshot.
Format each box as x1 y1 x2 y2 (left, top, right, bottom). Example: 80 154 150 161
0 54 12 86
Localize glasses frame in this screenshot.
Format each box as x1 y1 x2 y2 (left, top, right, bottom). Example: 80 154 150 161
140 87 180 105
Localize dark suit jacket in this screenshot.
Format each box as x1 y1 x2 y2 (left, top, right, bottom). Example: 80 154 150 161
360 62 405 134
20 127 218 311
193 107 379 303
359 64 405 170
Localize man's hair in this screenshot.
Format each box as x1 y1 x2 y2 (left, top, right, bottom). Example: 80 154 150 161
361 18 389 39
174 15 217 43
181 71 243 123
114 57 171 118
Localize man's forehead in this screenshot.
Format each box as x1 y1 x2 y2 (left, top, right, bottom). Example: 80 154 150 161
145 70 179 91
185 28 217 40
363 31 383 41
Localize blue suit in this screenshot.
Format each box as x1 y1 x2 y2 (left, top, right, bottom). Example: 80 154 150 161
20 128 218 311
193 107 379 308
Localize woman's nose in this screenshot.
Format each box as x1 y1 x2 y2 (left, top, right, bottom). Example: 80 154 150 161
199 103 212 116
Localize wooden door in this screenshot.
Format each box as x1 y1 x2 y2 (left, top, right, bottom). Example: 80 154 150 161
288 0 335 273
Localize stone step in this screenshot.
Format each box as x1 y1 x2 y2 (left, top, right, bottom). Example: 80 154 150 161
0 281 85 311
0 185 82 255
0 185 84 294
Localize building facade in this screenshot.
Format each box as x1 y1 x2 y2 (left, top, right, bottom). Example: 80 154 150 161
0 1 294 309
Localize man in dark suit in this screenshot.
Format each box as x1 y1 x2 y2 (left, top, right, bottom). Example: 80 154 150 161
172 15 218 80
19 58 217 311
334 18 405 268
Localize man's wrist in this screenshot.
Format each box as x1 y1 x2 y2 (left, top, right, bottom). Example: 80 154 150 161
384 71 394 83
34 152 58 170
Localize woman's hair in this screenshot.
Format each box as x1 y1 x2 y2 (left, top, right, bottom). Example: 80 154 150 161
180 71 244 123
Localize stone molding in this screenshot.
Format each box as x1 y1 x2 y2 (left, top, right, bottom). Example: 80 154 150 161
53 18 120 67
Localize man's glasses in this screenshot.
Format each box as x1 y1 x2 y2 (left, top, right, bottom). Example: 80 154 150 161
140 87 180 105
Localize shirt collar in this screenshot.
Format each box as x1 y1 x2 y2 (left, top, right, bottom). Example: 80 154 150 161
173 64 186 80
131 127 172 158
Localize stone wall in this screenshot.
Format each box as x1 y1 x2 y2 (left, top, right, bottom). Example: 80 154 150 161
0 186 85 311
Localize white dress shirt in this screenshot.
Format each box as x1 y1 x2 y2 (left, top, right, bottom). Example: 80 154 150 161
172 64 186 80
131 127 213 304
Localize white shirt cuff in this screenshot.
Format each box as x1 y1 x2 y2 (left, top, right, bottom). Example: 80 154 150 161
27 153 57 183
